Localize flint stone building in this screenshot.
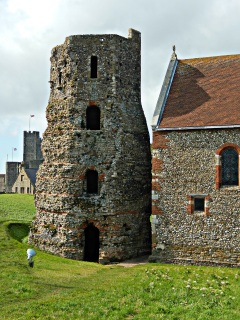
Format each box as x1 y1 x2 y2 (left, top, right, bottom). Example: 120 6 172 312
151 51 240 267
30 29 152 263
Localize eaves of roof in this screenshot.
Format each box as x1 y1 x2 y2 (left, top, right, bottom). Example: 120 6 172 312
154 124 240 132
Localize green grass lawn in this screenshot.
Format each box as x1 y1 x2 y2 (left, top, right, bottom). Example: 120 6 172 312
0 194 239 319
0 194 35 222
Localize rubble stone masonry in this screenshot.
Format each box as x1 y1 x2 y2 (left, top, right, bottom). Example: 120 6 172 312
151 129 240 267
30 29 152 263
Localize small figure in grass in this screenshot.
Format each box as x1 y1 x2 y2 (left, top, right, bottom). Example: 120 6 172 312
27 248 36 268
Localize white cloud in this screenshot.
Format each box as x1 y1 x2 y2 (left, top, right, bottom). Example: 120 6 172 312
6 0 61 36
1 0 240 172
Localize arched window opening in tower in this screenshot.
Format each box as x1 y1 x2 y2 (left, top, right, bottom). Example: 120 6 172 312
91 56 98 78
86 170 98 194
58 71 62 85
86 106 100 130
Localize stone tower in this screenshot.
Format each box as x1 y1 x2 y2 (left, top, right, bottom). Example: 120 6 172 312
23 131 43 169
31 29 152 263
5 131 42 193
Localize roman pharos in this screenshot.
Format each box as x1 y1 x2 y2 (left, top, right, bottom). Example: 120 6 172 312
30 29 152 263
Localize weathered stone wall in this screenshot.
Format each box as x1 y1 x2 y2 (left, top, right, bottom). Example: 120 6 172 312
151 129 240 267
5 162 20 193
30 29 152 263
0 174 5 192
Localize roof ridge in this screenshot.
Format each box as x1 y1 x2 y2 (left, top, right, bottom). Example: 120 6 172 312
179 53 240 63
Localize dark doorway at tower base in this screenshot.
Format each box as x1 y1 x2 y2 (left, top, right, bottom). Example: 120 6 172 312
84 224 100 262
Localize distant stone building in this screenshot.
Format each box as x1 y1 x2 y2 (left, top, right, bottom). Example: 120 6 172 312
0 174 5 193
151 51 240 267
30 29 152 263
23 131 43 169
5 131 43 194
5 162 20 193
12 163 37 194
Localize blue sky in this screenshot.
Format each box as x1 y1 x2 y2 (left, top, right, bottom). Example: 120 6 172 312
1 0 240 173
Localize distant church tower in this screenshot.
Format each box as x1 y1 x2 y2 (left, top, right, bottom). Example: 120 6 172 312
23 131 43 168
5 131 43 193
31 29 152 263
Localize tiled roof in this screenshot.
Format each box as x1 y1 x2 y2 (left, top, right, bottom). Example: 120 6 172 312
157 54 240 129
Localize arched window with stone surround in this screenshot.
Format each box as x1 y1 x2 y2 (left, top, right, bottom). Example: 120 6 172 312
86 106 100 130
222 148 238 186
215 143 240 189
86 169 98 194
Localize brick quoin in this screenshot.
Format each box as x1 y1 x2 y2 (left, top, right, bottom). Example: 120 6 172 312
152 157 163 172
215 164 221 189
152 131 170 149
152 181 161 191
187 195 194 214
205 195 211 216
152 205 164 215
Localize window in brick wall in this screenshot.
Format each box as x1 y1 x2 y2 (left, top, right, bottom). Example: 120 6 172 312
194 197 204 212
215 144 240 189
188 194 210 215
